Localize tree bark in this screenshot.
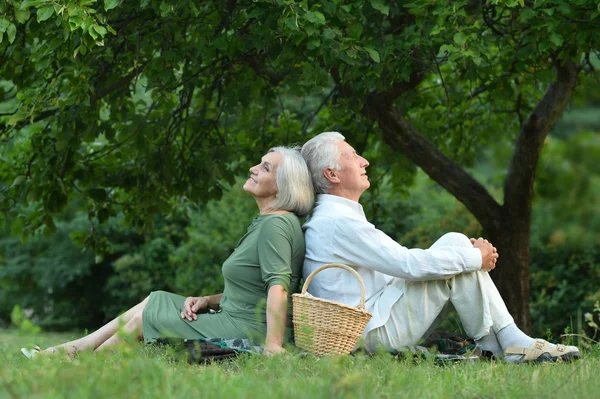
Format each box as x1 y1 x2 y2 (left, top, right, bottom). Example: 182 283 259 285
358 60 580 332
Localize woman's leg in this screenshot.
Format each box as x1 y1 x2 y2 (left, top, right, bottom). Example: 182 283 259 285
95 308 144 352
43 296 149 356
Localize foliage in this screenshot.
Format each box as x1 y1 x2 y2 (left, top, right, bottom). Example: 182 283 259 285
0 0 598 241
533 131 600 249
529 248 600 338
0 204 142 329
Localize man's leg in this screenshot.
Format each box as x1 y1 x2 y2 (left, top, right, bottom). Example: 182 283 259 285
368 232 579 362
366 233 507 351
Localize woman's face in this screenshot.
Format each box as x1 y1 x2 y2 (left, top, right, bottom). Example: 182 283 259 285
243 152 283 200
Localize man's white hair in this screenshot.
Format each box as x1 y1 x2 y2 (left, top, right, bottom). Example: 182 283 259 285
269 146 314 216
301 132 345 194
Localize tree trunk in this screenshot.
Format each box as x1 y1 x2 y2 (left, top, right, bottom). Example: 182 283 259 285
486 213 532 332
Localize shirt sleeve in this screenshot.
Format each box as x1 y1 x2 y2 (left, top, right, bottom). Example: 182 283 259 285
257 216 294 293
329 214 482 281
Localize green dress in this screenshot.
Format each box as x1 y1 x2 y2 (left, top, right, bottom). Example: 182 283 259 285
142 213 305 343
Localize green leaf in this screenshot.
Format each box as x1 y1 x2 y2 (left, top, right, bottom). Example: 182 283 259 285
306 38 321 50
550 32 563 47
370 0 390 15
104 0 120 11
36 5 54 22
88 25 98 40
518 8 536 22
364 47 381 63
14 9 31 24
19 0 46 9
7 23 16 44
12 176 26 186
0 18 9 32
312 11 326 24
89 188 108 201
8 112 28 126
453 32 466 46
93 24 107 36
439 44 457 55
284 16 299 31
98 207 110 223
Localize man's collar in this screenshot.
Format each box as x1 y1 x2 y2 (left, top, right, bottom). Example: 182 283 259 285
316 194 366 218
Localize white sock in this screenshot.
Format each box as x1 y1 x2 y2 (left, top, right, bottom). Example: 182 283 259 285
475 332 503 357
496 323 534 350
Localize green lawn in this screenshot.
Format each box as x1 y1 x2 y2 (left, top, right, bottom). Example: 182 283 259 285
1 328 599 399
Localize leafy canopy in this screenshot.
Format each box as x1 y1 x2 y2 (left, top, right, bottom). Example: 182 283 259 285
1 0 599 250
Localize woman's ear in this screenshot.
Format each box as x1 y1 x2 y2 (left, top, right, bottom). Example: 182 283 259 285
323 168 340 184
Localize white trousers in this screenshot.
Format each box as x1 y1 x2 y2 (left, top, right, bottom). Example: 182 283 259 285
365 233 514 351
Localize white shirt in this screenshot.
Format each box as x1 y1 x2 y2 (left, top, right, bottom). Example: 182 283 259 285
302 194 483 334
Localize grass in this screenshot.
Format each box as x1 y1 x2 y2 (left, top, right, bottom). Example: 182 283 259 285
1 328 600 399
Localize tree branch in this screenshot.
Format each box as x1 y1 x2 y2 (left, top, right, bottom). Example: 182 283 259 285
503 59 580 214
365 100 503 230
245 55 288 86
91 59 150 104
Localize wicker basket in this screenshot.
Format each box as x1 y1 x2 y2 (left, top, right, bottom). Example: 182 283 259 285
292 263 372 356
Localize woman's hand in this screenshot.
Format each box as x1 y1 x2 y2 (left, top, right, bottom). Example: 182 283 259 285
181 296 209 321
264 343 287 356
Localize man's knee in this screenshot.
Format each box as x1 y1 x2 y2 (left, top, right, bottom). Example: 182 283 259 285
434 232 472 248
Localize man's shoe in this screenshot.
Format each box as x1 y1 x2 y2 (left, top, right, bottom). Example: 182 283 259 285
504 339 580 363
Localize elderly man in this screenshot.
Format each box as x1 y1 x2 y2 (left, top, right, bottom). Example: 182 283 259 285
301 131 579 363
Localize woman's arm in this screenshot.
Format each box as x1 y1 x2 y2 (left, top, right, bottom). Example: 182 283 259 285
264 285 288 355
205 293 223 311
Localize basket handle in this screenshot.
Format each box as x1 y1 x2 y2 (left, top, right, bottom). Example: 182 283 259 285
301 263 368 310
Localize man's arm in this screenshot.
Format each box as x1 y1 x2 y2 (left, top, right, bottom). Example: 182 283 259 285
330 216 484 281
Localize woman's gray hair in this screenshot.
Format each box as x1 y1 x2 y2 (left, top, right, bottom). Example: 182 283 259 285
269 146 315 216
300 132 345 194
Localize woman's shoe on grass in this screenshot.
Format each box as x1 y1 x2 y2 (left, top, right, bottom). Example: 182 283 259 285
20 345 41 359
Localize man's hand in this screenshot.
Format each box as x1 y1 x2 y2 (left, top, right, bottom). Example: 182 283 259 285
470 237 499 272
181 296 209 321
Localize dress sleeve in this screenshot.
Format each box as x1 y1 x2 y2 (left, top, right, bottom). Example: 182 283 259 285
257 216 294 293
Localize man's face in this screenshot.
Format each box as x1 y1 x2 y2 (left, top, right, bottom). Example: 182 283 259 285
333 140 370 200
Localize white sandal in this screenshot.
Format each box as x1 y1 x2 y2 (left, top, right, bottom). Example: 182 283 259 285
504 339 580 363
20 345 41 359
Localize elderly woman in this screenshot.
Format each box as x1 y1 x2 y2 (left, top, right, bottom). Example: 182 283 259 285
22 146 313 357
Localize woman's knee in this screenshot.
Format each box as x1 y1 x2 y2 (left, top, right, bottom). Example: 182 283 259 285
131 310 144 328
432 232 472 248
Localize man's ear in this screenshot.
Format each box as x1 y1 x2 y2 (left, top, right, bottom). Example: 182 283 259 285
323 168 340 184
